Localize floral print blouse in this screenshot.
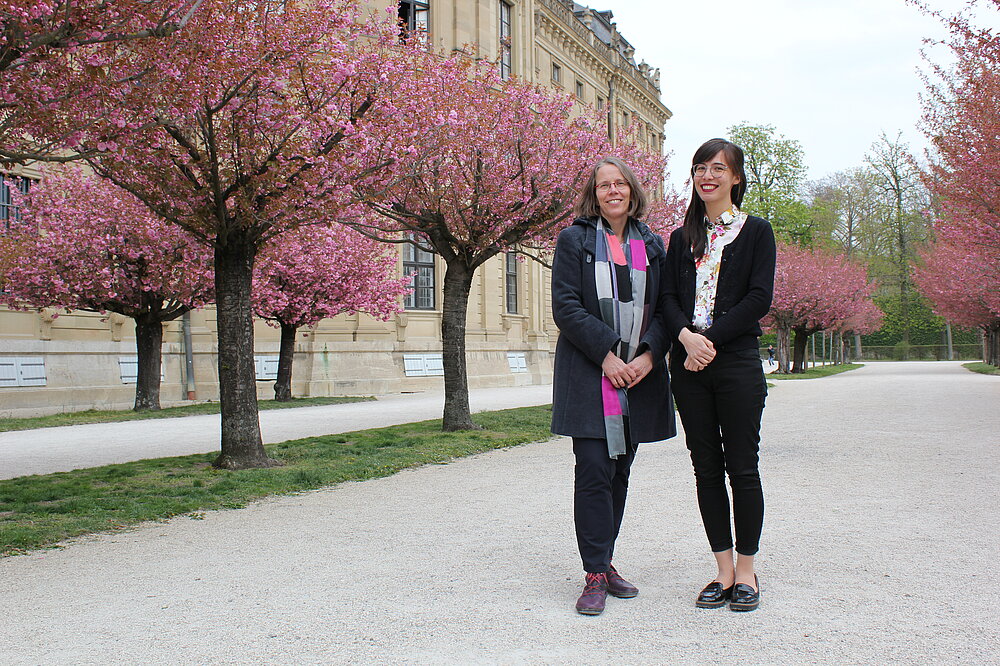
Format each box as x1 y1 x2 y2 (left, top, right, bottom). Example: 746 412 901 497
692 206 748 331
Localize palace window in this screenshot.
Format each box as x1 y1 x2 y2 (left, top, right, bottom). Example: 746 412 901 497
551 62 561 84
403 238 436 310
0 174 32 230
398 0 429 38
575 80 584 99
499 1 512 80
505 252 519 314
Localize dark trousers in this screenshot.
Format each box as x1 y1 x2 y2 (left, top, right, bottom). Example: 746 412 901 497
573 437 636 573
671 349 766 556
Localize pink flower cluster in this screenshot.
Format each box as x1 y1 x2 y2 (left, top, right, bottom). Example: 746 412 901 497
2 167 214 318
915 0 1000 330
252 223 410 329
764 242 881 335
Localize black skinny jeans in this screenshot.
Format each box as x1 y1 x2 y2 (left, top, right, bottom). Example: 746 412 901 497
573 437 636 573
671 349 766 556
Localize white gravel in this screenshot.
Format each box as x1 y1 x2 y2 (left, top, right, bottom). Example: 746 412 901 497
1 361 998 664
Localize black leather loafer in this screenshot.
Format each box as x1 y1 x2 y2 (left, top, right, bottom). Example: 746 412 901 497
695 581 733 608
730 575 760 612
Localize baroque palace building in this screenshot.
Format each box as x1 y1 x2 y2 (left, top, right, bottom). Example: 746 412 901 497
0 0 670 416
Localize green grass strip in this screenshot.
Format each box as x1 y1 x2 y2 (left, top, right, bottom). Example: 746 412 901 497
0 404 553 556
963 362 999 375
769 363 863 380
0 396 374 433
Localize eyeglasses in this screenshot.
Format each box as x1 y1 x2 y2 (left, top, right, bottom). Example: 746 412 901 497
692 164 729 177
596 180 630 192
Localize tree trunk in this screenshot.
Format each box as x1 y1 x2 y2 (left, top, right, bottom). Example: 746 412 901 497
273 321 297 402
986 322 1000 367
776 324 792 373
133 316 163 411
854 332 862 360
792 327 810 373
899 278 910 345
440 260 480 431
212 234 276 469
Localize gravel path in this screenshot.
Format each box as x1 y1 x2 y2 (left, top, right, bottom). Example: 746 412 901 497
1 361 997 664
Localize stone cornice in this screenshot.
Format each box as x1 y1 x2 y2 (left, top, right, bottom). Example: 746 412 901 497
534 0 670 122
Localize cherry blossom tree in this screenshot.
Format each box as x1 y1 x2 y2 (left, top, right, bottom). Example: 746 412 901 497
914 238 999 365
350 53 670 430
831 300 884 364
31 0 433 468
764 243 880 373
252 224 410 401
912 0 1000 364
0 167 213 408
1 0 203 163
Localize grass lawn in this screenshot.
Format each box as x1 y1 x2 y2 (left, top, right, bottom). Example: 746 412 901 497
769 363 863 380
963 362 999 375
0 404 553 556
0 396 374 433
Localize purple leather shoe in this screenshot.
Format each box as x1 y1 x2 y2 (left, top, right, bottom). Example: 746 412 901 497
575 572 608 615
606 563 639 598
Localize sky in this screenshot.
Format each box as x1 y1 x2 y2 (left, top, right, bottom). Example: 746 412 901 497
605 0 999 190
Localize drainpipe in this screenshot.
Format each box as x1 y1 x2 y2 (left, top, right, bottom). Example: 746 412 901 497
182 311 196 400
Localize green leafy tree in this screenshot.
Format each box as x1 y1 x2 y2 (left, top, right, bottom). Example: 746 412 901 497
728 122 814 244
865 132 930 344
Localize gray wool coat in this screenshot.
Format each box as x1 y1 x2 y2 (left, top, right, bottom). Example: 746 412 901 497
550 216 677 444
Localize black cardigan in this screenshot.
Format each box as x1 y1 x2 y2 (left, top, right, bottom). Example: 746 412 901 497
550 216 676 443
661 215 776 354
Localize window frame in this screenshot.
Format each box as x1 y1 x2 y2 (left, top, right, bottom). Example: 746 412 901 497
0 173 32 230
551 61 562 85
499 1 512 80
403 238 436 311
398 0 429 38
505 251 519 315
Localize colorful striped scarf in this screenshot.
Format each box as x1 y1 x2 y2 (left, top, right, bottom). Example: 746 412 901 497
595 218 650 458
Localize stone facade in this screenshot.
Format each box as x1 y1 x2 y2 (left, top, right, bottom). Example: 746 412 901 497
0 0 670 416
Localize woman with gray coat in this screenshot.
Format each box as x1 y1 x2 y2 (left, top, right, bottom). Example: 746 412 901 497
551 157 676 616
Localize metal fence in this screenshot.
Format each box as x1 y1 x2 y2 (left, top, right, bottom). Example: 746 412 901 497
759 342 984 366
853 343 983 361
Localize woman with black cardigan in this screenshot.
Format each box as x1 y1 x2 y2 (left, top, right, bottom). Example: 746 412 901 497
662 138 776 612
551 157 676 616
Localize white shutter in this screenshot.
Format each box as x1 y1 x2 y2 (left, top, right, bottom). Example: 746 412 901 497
119 356 139 383
507 352 528 373
254 355 279 380
0 358 17 387
119 356 165 383
403 354 426 377
402 353 444 377
16 357 46 386
424 354 444 376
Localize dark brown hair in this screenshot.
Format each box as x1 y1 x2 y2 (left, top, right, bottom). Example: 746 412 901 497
574 157 648 221
683 138 747 259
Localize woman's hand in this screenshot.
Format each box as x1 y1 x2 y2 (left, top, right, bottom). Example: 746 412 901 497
683 356 707 372
679 328 716 369
602 351 637 389
625 351 654 388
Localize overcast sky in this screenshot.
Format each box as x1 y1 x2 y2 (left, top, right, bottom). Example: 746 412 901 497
606 0 998 190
